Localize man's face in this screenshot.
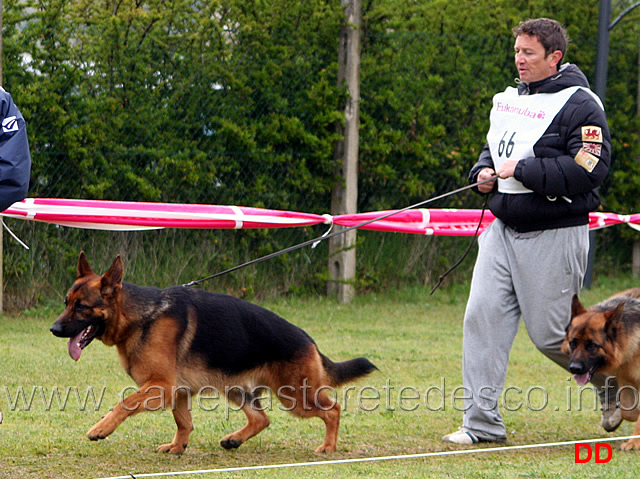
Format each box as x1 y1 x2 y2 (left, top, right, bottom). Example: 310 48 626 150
514 33 561 84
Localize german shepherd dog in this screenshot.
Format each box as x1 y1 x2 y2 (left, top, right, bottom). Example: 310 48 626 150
562 288 640 450
50 252 377 454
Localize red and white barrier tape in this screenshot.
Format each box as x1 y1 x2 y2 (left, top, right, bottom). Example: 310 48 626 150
2 198 639 236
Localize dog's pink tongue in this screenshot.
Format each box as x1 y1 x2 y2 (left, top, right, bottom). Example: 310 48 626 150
68 332 83 361
574 373 590 386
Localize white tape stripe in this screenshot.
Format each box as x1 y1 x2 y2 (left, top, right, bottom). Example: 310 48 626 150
94 435 640 479
24 198 36 219
418 208 432 235
229 205 244 229
419 208 430 225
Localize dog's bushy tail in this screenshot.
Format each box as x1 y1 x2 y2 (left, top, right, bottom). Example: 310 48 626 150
321 354 378 386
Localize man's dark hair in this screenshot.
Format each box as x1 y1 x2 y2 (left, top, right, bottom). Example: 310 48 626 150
513 18 569 67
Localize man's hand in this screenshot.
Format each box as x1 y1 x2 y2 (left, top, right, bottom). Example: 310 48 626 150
496 159 518 180
477 168 497 193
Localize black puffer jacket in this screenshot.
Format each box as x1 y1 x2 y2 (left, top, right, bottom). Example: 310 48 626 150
0 88 31 212
469 64 611 233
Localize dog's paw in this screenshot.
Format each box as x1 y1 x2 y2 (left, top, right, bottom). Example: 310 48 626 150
87 427 108 441
158 442 187 454
621 438 640 451
220 437 243 449
314 443 337 454
87 418 116 441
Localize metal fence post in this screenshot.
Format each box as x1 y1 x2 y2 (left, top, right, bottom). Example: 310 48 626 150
585 0 611 289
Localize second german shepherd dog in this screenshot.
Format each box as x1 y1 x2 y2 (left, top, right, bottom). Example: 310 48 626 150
562 288 640 450
50 252 377 454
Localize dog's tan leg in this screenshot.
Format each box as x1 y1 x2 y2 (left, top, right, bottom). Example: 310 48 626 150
618 387 640 450
158 390 193 454
220 392 270 449
282 383 341 453
312 391 341 453
621 409 640 450
87 381 173 441
275 349 343 453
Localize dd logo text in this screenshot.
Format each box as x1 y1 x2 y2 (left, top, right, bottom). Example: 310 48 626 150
574 442 612 463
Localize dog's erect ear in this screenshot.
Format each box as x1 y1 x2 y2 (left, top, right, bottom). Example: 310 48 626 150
77 251 94 278
604 301 625 332
571 294 586 318
101 255 124 298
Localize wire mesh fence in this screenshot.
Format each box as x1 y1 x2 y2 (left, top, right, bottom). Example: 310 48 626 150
0 1 636 309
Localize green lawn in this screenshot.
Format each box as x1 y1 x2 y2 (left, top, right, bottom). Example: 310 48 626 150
2 278 640 478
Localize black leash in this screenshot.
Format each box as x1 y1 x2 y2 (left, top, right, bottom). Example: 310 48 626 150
183 176 498 288
429 194 489 295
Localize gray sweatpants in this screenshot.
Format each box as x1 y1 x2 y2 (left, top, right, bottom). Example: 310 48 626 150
461 219 593 440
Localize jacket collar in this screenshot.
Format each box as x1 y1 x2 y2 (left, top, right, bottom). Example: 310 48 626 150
516 63 588 95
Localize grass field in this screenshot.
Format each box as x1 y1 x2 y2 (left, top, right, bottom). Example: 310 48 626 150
2 276 640 478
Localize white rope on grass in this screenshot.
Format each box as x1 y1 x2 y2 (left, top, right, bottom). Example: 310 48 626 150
95 434 640 479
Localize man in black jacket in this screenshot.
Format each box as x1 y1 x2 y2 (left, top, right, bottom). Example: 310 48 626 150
442 18 612 445
0 86 30 424
0 86 31 212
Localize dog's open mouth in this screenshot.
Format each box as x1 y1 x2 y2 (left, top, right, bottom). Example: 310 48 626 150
68 325 98 361
573 367 598 386
573 372 591 386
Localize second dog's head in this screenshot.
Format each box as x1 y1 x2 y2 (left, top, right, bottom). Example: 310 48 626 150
50 252 123 361
561 294 624 386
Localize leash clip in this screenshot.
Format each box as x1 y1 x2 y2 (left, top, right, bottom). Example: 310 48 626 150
312 215 334 249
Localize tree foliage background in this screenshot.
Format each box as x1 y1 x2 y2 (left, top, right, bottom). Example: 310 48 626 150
1 0 639 308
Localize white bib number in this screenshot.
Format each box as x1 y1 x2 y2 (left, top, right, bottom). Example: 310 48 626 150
486 86 599 194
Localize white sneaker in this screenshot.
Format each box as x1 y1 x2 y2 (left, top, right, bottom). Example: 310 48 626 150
442 427 479 445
